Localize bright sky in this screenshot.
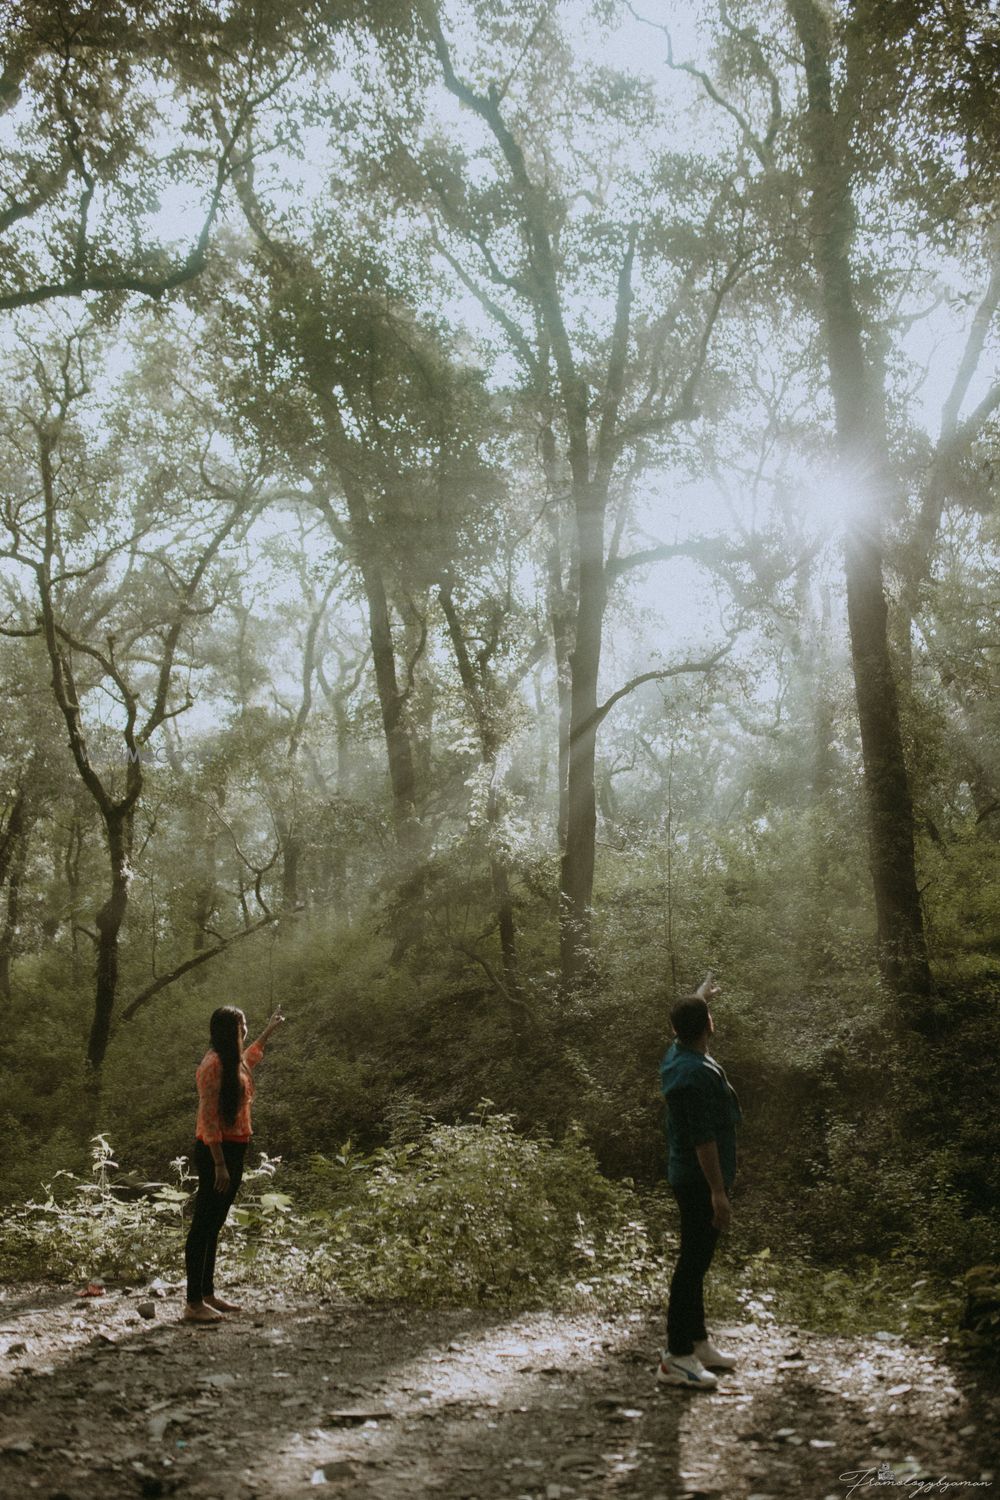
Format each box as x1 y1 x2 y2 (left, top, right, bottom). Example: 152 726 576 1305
3 0 996 752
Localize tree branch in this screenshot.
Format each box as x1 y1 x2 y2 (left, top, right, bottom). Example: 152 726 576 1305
120 911 280 1021
572 638 735 743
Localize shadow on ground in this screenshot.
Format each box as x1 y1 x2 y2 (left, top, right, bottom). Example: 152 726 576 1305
0 1286 997 1499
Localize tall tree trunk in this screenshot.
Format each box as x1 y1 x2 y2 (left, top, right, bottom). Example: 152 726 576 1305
274 811 300 912
789 0 932 1000
351 531 418 848
438 580 519 992
90 809 133 1071
0 784 30 999
559 493 606 980
309 395 421 854
541 422 573 850
558 230 636 982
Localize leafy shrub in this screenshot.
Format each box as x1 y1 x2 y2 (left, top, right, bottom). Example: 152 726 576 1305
0 1116 665 1309
300 1107 667 1308
0 1135 294 1285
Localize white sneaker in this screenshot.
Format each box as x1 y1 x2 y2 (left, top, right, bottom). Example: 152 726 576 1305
657 1353 718 1389
693 1337 738 1370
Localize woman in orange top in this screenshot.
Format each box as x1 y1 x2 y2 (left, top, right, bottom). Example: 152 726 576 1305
183 1004 285 1323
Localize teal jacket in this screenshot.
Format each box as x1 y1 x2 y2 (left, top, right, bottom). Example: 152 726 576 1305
660 1041 742 1189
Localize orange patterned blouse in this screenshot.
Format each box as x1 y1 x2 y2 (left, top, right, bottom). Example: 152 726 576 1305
195 1041 265 1145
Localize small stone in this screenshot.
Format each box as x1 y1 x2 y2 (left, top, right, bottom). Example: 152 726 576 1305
325 1410 393 1426
137 1302 157 1320
316 1460 354 1481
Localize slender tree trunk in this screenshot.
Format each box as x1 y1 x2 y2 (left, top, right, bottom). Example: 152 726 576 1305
190 823 220 956
438 580 519 992
90 810 133 1070
560 492 607 980
354 541 418 847
549 571 573 852
275 812 300 912
65 811 85 981
0 786 30 999
557 228 635 983
789 0 932 1000
310 396 421 853
542 423 573 850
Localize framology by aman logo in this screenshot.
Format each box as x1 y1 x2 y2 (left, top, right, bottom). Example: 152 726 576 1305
840 1465 992 1498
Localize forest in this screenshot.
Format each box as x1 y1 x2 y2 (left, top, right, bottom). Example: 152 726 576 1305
0 1 999 1494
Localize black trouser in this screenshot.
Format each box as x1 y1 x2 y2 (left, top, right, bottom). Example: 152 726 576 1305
184 1140 246 1304
666 1177 720 1356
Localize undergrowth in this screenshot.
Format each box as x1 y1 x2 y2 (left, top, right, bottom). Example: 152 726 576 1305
0 1114 981 1351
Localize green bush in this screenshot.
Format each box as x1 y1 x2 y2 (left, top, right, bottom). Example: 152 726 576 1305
0 1134 295 1286
0 1115 667 1310
300 1107 667 1308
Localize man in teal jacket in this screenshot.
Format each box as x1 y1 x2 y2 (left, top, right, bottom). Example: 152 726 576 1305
657 978 742 1390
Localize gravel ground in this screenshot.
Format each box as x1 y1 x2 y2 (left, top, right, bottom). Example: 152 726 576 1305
0 1284 997 1499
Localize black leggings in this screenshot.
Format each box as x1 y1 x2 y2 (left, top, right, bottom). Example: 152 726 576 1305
184 1140 246 1304
666 1177 720 1356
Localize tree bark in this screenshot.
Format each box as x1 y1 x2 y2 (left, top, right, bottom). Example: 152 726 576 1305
541 421 574 850
308 403 421 853
90 808 132 1070
559 492 606 979
789 0 932 999
0 784 30 999
438 579 519 993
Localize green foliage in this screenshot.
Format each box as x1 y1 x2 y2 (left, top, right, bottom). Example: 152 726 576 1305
0 1135 290 1286
709 1244 965 1341
0 1136 186 1283
299 1109 664 1309
0 1115 667 1311
960 1264 1000 1359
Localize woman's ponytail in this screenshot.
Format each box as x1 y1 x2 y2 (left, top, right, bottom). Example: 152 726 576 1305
209 1006 246 1126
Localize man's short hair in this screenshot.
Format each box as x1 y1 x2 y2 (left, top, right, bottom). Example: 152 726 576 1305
671 996 710 1044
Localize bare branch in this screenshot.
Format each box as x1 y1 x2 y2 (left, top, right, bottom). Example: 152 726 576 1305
573 638 736 743
120 911 280 1021
627 1 776 169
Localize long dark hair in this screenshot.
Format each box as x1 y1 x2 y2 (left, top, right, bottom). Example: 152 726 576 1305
209 1006 246 1127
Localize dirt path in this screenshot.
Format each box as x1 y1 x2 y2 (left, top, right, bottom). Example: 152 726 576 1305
1 1284 997 1499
